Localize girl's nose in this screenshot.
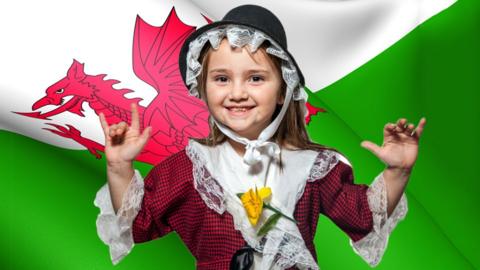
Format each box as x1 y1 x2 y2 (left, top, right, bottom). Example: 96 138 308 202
229 81 248 100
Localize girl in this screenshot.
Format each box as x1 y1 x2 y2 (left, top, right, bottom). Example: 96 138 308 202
94 4 426 270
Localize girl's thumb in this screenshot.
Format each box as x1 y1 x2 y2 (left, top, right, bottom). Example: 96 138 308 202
361 141 381 157
139 126 152 148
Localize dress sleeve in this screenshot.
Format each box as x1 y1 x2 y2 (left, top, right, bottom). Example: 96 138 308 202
317 161 373 242
130 162 179 243
94 158 188 265
318 160 408 267
350 171 408 267
94 169 145 265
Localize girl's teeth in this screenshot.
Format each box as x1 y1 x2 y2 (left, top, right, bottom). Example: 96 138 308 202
232 108 247 112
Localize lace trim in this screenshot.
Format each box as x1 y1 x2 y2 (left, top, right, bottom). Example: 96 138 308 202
185 143 339 270
185 25 308 102
185 144 226 214
94 170 144 265
262 228 320 270
308 151 339 181
350 172 408 267
295 149 339 203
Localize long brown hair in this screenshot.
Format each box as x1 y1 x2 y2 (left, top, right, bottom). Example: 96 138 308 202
191 39 334 154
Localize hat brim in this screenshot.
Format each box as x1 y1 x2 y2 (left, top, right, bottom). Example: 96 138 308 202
178 21 305 90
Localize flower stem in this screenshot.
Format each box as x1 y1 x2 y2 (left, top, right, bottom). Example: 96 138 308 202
263 203 297 224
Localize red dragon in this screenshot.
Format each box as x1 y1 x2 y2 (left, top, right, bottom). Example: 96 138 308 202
15 7 324 165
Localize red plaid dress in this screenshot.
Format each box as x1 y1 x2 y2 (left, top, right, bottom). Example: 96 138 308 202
131 148 373 270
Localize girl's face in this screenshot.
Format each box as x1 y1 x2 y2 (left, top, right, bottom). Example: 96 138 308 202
205 39 283 140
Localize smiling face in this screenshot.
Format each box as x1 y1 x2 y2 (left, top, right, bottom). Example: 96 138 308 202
204 39 284 140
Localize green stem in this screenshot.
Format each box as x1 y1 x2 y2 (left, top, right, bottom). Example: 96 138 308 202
264 203 297 224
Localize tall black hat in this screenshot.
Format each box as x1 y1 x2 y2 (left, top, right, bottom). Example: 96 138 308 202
178 4 305 89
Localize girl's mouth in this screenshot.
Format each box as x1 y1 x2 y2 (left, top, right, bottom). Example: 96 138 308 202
225 106 255 115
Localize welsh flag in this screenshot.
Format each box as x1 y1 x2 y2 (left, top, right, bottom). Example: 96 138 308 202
2 0 478 269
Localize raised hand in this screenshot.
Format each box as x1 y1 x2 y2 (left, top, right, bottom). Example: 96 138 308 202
99 103 152 167
361 117 426 171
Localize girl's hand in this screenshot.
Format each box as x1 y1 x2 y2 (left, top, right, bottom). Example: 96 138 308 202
361 117 426 171
99 103 152 167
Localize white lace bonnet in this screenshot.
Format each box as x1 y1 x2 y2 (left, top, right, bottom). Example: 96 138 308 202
178 5 309 165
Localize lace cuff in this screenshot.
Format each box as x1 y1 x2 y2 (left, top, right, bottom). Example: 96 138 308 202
93 170 145 265
350 172 408 267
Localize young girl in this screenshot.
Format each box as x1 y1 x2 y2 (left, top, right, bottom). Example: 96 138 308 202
94 4 426 270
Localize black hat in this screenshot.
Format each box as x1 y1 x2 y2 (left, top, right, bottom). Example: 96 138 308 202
178 4 305 90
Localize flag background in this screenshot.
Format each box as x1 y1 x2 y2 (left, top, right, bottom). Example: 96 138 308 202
2 0 478 269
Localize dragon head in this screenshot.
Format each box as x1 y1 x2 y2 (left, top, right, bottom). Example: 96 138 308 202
16 59 94 120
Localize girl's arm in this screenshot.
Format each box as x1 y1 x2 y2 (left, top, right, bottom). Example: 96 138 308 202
383 167 410 217
95 103 151 264
106 162 135 213
313 114 425 267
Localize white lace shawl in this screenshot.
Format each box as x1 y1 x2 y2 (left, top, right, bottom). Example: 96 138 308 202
94 141 408 268
185 139 324 270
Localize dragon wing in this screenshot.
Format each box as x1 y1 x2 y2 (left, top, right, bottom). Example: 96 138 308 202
133 8 210 154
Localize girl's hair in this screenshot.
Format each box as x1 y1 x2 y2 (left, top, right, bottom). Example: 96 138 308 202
191 39 335 154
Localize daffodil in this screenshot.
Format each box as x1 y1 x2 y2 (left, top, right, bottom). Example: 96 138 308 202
240 187 271 226
237 186 296 236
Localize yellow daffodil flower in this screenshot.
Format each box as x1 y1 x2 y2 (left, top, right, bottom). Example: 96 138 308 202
240 187 272 226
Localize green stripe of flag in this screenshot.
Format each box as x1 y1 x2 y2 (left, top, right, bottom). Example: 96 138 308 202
2 0 478 269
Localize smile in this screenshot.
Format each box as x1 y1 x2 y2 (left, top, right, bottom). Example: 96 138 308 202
225 106 255 116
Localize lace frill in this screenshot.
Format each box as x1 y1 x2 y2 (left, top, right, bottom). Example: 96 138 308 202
185 25 308 103
94 170 145 265
350 172 408 267
185 143 339 270
186 142 226 215
299 150 339 201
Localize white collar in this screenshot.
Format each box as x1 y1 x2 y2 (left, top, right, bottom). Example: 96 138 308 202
185 139 338 270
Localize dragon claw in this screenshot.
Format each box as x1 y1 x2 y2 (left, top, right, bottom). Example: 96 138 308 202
44 123 82 137
42 128 69 138
88 149 102 159
66 124 81 136
45 123 68 133
43 122 103 159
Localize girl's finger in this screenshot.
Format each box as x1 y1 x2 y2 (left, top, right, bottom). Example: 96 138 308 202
413 117 426 138
109 123 125 138
385 123 396 131
99 113 110 135
405 123 415 135
138 126 152 149
109 124 117 137
99 113 113 145
116 122 128 135
361 140 382 157
130 103 140 131
384 123 396 137
395 118 407 133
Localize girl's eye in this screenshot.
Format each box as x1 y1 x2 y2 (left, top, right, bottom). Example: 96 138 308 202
250 75 264 83
214 76 228 83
